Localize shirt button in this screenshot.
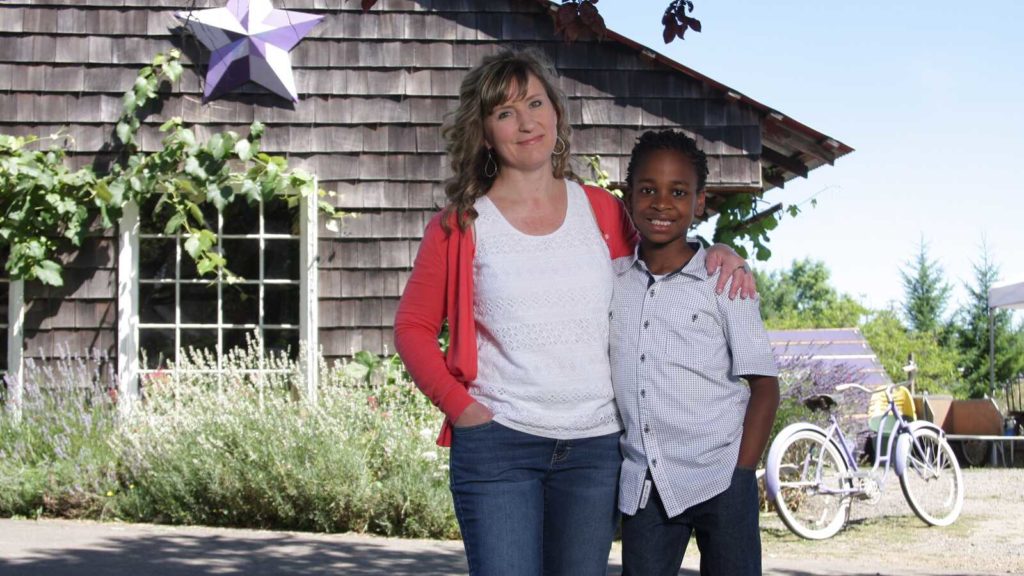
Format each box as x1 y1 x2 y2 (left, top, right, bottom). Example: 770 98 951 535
640 389 646 398
640 354 645 362
649 289 656 297
652 459 658 467
643 320 649 329
644 425 650 433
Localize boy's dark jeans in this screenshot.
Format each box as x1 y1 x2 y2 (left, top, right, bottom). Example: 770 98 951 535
621 467 761 576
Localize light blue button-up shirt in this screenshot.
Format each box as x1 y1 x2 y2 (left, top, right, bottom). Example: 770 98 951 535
610 245 778 517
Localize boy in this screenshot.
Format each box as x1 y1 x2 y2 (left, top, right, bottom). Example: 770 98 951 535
610 130 780 576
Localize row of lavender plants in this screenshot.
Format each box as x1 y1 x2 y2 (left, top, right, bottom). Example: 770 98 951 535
0 342 458 538
1 340 856 535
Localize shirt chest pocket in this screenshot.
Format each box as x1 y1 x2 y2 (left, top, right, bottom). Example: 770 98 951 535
608 307 640 360
661 308 723 368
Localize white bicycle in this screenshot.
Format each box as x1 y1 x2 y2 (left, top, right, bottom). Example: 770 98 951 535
764 383 964 539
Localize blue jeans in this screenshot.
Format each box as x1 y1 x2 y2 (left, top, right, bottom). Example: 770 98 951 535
621 467 761 576
449 421 621 576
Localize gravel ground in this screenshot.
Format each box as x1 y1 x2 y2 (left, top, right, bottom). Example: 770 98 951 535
756 466 1024 575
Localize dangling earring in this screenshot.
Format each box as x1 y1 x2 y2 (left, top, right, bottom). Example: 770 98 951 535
484 149 498 177
552 136 567 156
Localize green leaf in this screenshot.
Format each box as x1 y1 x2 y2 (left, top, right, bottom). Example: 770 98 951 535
179 129 198 153
208 133 227 160
164 211 186 235
165 60 183 82
183 233 201 258
233 139 252 161
205 181 228 211
33 260 64 287
159 117 182 132
196 251 227 276
184 156 207 180
122 90 137 115
241 179 261 203
116 122 133 145
187 201 205 225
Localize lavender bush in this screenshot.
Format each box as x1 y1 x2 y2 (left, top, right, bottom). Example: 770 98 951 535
1 340 458 538
0 348 120 518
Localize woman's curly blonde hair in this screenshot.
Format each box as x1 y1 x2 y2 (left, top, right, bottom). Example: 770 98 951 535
440 48 573 232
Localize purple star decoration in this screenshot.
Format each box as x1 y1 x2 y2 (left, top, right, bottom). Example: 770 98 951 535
176 0 323 102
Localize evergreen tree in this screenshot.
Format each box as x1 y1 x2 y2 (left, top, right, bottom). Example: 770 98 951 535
900 238 952 333
955 246 1024 398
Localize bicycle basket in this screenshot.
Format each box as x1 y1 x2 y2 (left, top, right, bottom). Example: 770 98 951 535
868 385 916 434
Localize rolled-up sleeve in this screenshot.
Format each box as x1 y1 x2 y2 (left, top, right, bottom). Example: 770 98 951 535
716 292 779 379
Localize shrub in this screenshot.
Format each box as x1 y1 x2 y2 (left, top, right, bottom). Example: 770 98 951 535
0 349 120 519
1 341 458 538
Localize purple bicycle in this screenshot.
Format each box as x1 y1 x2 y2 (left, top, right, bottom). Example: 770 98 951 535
765 383 964 539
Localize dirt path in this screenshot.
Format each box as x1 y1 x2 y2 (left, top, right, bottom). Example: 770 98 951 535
756 467 1024 575
0 469 1019 575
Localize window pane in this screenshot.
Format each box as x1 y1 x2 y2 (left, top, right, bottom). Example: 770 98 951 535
222 239 259 280
222 196 260 235
139 283 175 324
264 285 299 325
180 284 218 325
179 329 218 364
139 194 164 235
264 328 299 360
1 330 8 371
140 329 175 369
139 238 176 280
180 242 202 280
265 240 299 280
223 329 257 357
223 284 259 326
264 198 296 235
0 282 8 324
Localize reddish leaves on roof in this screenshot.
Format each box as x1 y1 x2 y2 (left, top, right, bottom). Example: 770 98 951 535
552 1 606 43
661 0 702 45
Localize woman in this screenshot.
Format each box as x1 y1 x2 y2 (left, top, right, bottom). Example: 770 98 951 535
394 49 755 575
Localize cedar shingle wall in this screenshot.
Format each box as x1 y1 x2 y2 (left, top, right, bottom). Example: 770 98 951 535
0 0 762 359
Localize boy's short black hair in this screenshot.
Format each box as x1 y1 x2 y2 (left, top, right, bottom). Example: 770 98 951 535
625 130 709 191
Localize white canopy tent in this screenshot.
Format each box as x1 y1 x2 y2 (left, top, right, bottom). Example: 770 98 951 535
989 281 1024 393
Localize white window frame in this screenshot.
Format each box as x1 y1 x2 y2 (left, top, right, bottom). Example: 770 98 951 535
118 190 318 406
2 277 24 418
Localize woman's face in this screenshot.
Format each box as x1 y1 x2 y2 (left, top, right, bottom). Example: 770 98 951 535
482 73 559 174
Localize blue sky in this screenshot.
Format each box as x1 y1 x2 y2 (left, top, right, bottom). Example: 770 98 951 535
598 0 1023 315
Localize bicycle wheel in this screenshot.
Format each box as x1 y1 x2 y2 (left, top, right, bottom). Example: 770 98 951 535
769 429 852 540
899 427 964 526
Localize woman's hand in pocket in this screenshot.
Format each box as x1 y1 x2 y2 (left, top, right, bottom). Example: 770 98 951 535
454 401 493 428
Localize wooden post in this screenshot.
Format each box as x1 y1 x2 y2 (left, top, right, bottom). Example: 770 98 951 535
907 352 917 396
989 307 996 398
7 279 24 423
299 180 319 405
117 201 140 416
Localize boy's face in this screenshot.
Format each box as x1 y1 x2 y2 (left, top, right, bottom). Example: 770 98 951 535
628 148 705 247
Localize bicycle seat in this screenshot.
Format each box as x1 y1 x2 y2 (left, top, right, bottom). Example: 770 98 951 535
803 394 839 412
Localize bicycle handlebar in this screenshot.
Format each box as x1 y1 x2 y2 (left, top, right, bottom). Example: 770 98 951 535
835 382 890 395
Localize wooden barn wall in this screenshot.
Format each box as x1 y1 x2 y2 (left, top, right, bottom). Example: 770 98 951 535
0 0 763 360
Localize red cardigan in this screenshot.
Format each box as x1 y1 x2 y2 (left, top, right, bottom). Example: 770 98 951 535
393 184 638 446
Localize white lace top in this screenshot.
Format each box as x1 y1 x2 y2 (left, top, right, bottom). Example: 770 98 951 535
470 180 622 439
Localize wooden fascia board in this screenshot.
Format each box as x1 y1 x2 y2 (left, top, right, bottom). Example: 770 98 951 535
760 146 809 179
531 0 853 159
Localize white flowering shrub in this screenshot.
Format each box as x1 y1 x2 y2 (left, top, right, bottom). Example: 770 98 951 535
1 340 458 538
